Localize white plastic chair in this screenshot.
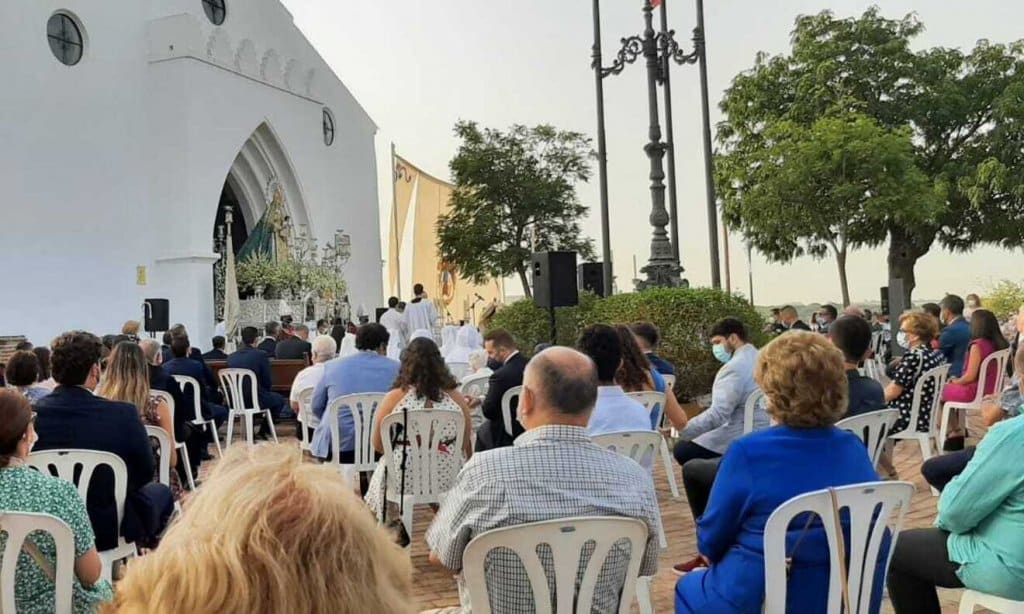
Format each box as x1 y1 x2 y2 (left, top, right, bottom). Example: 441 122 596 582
888 364 949 495
218 368 278 447
460 372 491 399
461 516 648 614
447 362 471 380
0 511 75 614
591 430 669 549
150 390 195 491
173 374 223 457
959 589 1024 613
144 426 173 488
662 374 676 392
26 450 136 584
500 386 522 438
836 408 900 469
938 348 1011 450
296 387 316 452
743 389 765 434
626 391 680 499
380 408 465 537
326 393 386 488
763 481 914 614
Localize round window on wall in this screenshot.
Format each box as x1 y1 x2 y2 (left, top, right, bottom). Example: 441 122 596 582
323 108 336 146
202 0 227 26
46 13 83 66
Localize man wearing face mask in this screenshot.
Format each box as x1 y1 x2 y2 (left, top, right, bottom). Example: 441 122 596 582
34 331 173 551
473 329 529 451
938 294 971 378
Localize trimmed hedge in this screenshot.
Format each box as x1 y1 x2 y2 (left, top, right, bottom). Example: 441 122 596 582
489 287 766 401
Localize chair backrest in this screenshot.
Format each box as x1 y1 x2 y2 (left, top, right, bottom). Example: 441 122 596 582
460 372 490 400
218 368 260 411
462 516 648 614
0 511 75 614
763 481 914 614
592 430 661 469
26 450 129 550
835 409 900 468
150 389 175 423
977 348 1011 401
500 386 522 437
327 393 386 470
144 425 173 487
662 374 676 392
907 364 950 433
625 391 666 417
743 389 765 434
172 375 202 424
297 387 316 427
447 362 471 380
381 408 465 498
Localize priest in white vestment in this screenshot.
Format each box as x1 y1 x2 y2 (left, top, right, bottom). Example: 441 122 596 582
404 283 439 338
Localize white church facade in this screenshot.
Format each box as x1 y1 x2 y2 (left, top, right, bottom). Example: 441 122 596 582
0 0 382 346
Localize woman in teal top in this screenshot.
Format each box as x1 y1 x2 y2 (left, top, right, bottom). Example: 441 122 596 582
888 414 1024 612
0 390 113 613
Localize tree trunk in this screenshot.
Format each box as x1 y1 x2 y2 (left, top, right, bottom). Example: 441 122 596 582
517 264 532 299
886 226 932 307
836 248 851 307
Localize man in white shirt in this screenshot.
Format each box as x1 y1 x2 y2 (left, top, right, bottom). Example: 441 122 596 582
288 335 338 435
576 324 651 437
404 283 438 337
378 296 407 359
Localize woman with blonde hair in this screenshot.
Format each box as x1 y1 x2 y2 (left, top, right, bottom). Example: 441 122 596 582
97 341 181 498
675 331 882 613
104 444 414 614
121 320 141 342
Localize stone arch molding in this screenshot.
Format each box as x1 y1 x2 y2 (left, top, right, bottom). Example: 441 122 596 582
224 122 312 240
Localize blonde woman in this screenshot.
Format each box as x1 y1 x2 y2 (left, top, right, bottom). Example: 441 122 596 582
121 320 142 342
97 341 180 499
104 445 415 614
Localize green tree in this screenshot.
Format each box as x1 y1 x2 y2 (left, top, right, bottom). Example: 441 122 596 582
438 121 596 298
716 8 1024 305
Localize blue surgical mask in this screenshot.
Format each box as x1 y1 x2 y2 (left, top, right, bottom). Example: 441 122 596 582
712 343 732 364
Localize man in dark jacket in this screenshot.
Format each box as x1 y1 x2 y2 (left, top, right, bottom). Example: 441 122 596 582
164 334 229 462
257 321 280 355
34 331 173 550
275 324 312 361
473 329 528 451
228 326 289 436
202 336 228 360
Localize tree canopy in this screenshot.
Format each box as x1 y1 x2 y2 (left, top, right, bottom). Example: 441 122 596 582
716 8 1024 304
437 121 595 297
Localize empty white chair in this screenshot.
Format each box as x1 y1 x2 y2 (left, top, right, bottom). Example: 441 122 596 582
150 390 195 491
296 387 316 452
218 368 278 447
447 362 471 380
959 589 1024 613
763 481 914 614
0 511 76 614
461 516 648 614
743 389 766 434
500 386 522 438
173 374 222 457
938 348 1011 449
591 430 669 549
836 408 900 469
380 408 465 537
888 364 949 495
625 391 680 499
26 450 135 584
326 393 386 488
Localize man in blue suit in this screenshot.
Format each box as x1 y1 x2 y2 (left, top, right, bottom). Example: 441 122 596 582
939 294 971 377
164 334 228 462
227 326 288 438
34 331 173 550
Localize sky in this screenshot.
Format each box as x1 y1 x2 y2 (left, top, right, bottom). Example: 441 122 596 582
281 0 1024 305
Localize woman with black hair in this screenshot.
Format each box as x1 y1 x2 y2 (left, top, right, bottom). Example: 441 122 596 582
941 308 1009 449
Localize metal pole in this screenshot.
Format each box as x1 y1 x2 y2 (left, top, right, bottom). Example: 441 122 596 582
746 241 754 305
695 0 722 289
658 0 681 267
723 219 731 294
592 0 614 295
390 143 403 298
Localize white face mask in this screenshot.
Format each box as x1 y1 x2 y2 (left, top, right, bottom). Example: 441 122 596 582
896 331 911 350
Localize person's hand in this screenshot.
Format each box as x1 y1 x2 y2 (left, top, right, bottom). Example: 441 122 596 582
467 396 481 408
982 401 1006 428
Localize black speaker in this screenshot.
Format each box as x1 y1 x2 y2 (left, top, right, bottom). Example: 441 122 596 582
880 287 890 317
375 307 388 323
143 299 170 333
578 262 606 298
532 251 578 309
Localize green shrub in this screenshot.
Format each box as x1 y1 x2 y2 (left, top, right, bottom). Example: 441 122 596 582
984 280 1024 321
489 287 766 401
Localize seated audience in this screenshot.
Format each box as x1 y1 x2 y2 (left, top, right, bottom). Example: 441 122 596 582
939 294 970 378
32 346 57 391
463 349 492 380
367 337 473 521
34 331 173 550
888 414 1024 611
675 332 884 612
105 444 414 614
163 334 228 428
883 311 945 457
201 335 228 360
779 305 810 331
98 342 182 500
843 304 866 318
941 309 1008 450
309 324 398 462
426 347 661 613
472 329 528 451
289 334 338 436
631 321 675 375
817 304 838 334
767 308 787 334
576 324 651 438
226 326 289 436
140 339 194 458
121 320 141 343
257 321 280 355
5 350 51 402
615 324 687 429
829 315 885 417
275 324 312 360
0 391 114 612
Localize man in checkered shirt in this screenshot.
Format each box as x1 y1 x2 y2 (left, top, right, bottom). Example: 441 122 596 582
426 346 662 613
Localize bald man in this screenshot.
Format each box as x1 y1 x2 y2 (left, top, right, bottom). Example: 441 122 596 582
426 347 662 612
